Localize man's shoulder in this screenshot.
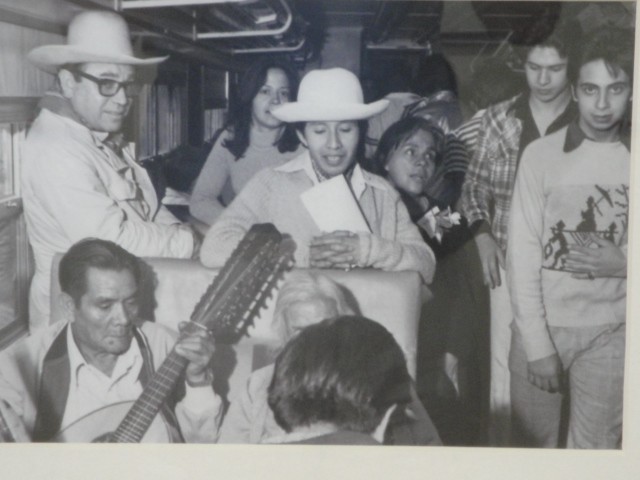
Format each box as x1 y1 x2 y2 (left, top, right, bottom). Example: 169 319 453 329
483 94 521 120
361 168 396 193
24 110 97 171
243 164 301 193
0 322 67 365
524 126 569 157
519 127 570 173
262 153 315 186
27 110 89 146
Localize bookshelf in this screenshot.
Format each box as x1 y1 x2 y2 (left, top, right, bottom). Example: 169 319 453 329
135 61 228 160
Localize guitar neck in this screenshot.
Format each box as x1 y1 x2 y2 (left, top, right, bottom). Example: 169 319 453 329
106 223 295 443
111 349 188 443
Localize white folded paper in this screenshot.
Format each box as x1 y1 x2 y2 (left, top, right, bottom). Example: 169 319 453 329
300 175 371 233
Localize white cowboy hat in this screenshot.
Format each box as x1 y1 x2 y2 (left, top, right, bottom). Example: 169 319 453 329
271 68 389 122
28 11 167 74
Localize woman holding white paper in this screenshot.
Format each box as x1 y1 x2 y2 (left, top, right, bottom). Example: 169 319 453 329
200 68 435 284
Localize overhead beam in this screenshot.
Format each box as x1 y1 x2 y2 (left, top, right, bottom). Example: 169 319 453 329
68 0 246 70
196 0 292 40
118 0 244 9
0 5 66 35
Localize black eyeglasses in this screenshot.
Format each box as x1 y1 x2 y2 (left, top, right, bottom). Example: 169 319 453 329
71 69 142 98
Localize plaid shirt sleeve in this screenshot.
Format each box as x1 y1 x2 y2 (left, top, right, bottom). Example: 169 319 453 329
459 109 496 227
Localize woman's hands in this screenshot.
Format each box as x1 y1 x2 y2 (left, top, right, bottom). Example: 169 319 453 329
309 230 361 270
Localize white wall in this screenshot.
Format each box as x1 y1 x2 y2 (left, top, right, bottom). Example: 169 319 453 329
0 0 78 96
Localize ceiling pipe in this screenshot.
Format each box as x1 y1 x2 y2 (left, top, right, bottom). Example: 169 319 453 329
231 37 305 54
196 0 292 40
73 0 245 70
120 0 244 8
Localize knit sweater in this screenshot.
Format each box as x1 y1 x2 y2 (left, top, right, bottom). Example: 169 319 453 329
201 152 435 284
189 128 303 225
507 125 629 362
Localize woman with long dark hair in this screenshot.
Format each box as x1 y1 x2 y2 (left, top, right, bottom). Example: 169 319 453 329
190 58 303 225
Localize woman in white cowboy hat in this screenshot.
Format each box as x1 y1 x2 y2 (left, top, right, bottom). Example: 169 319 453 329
22 11 197 331
200 68 435 284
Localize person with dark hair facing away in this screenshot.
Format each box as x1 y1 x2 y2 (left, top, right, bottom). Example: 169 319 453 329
508 27 632 449
190 58 303 226
219 271 355 443
454 56 526 158
0 238 223 442
266 315 418 445
458 20 579 445
219 272 441 445
365 53 463 160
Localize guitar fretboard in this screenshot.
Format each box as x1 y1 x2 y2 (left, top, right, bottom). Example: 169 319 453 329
112 350 188 443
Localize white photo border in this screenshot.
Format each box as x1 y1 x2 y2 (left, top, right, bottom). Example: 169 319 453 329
1 1 639 479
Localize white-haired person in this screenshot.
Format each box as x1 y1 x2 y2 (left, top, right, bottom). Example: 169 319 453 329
218 271 353 443
218 271 441 445
200 68 435 284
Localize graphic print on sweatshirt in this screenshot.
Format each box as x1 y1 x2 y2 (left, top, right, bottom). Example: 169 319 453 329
542 183 629 272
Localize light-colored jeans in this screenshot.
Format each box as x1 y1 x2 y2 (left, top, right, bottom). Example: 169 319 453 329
510 323 625 449
488 268 513 446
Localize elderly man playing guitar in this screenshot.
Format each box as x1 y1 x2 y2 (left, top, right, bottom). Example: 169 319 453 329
0 238 222 443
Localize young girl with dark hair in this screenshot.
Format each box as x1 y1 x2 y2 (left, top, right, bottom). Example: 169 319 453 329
372 116 489 445
190 58 303 225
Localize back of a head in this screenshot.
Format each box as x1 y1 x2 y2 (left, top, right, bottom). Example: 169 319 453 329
411 53 458 98
469 57 525 110
268 315 411 435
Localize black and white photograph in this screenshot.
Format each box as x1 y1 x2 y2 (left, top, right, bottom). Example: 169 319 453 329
0 0 638 478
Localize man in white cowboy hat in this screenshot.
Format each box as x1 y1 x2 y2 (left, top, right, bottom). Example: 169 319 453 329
22 11 199 331
200 68 435 284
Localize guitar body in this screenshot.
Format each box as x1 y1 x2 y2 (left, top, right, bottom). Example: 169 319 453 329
53 402 172 443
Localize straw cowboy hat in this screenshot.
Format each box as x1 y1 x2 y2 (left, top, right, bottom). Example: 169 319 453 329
272 68 389 122
28 10 167 74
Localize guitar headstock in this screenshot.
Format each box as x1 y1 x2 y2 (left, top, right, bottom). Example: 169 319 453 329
190 224 296 344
